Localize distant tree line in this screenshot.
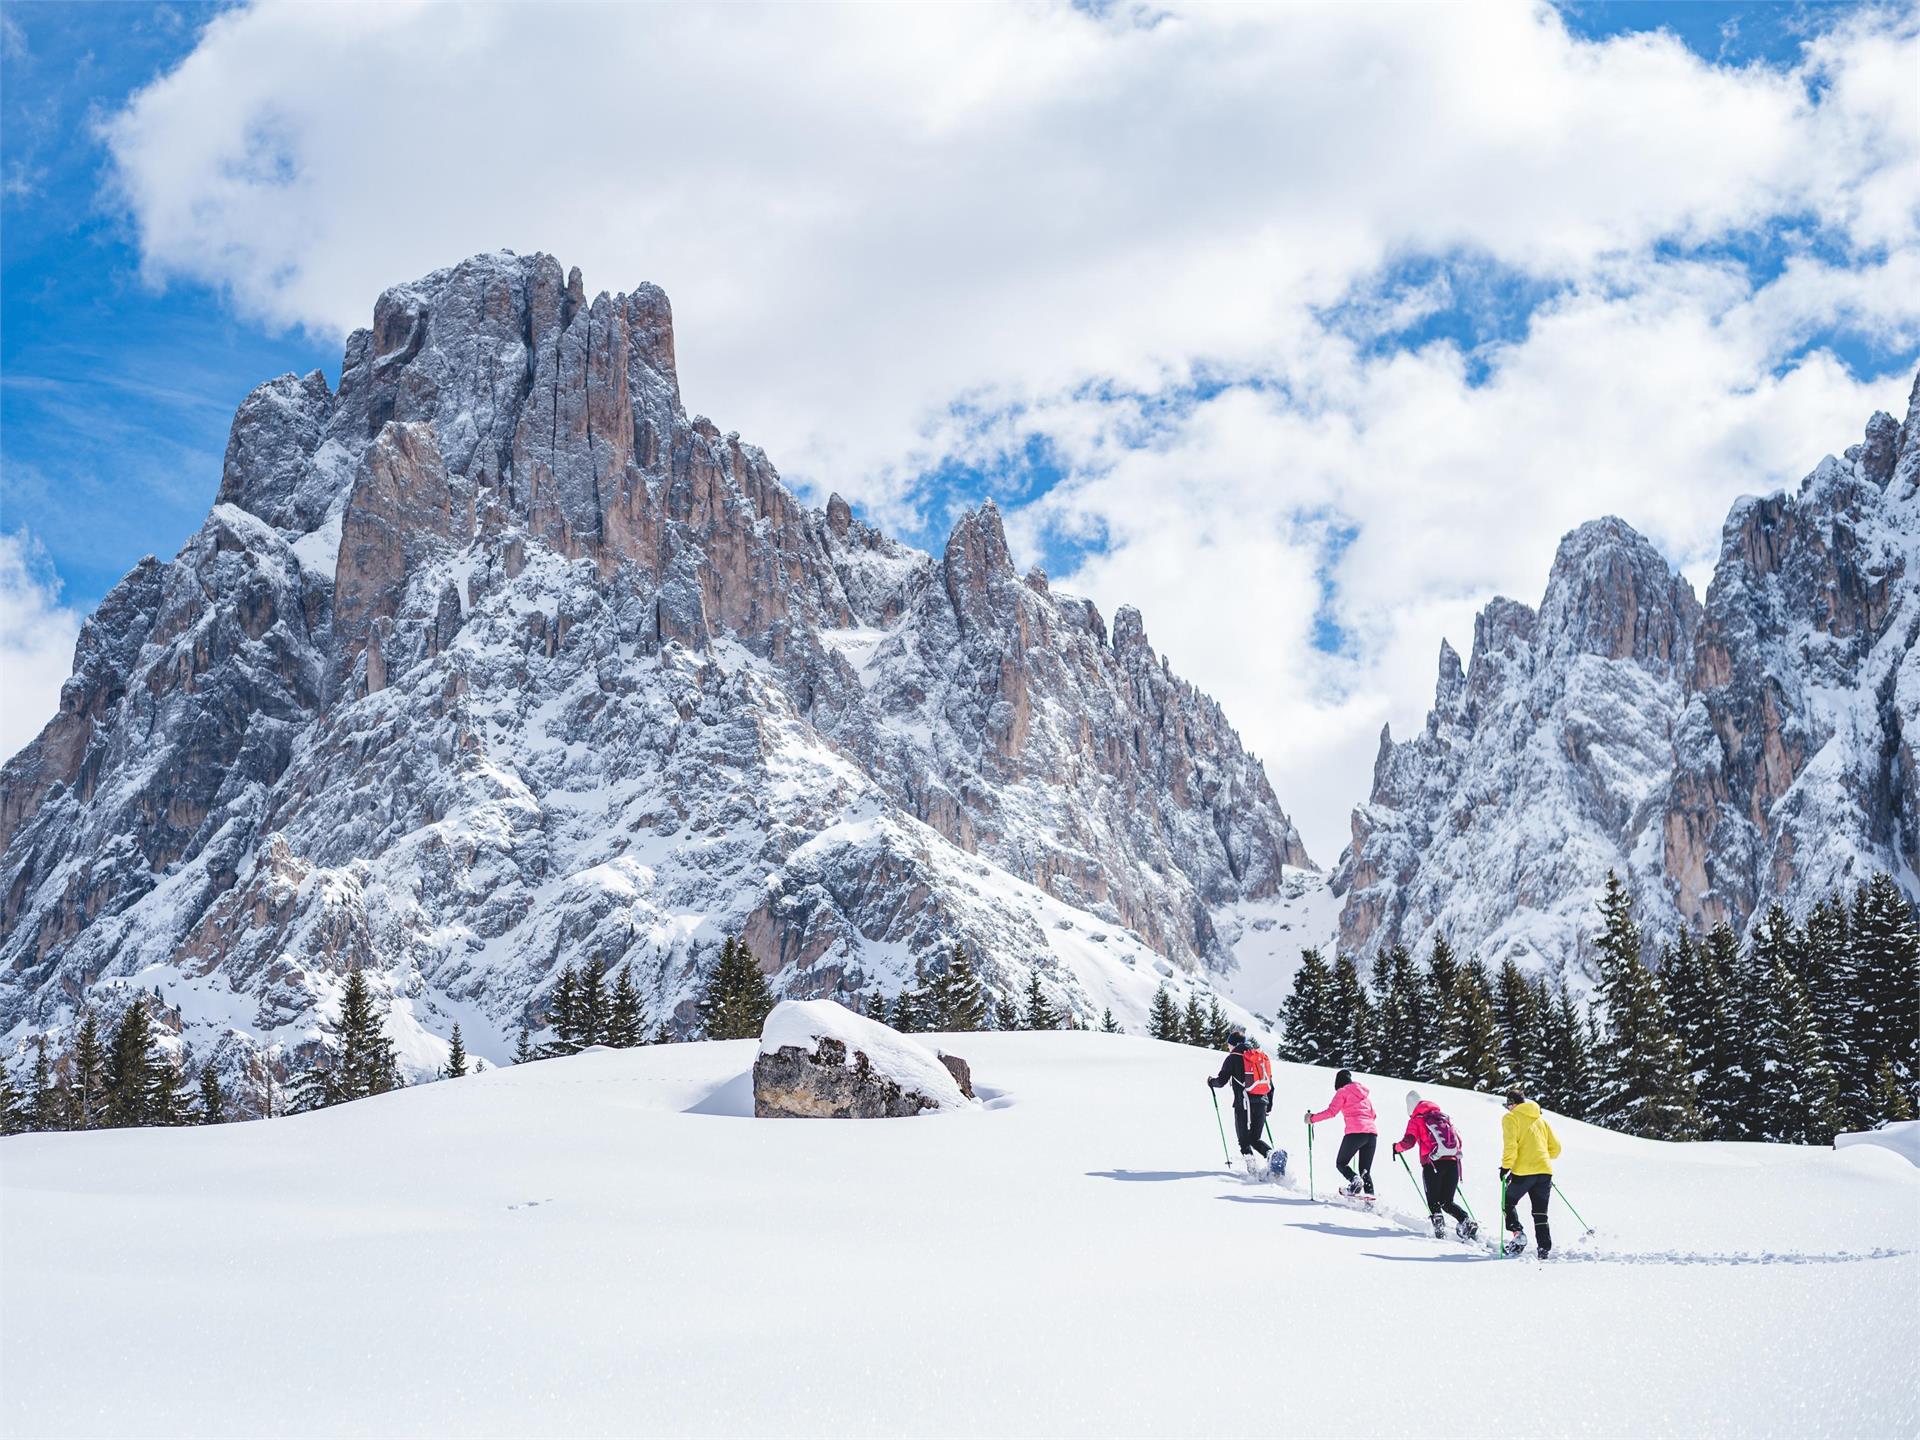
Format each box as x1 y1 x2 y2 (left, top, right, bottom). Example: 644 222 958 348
1269 870 1918 1144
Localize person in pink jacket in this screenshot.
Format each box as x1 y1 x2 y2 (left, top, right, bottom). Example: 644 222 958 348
1305 1068 1377 1198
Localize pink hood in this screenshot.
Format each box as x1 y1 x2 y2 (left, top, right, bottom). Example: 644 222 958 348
1309 1082 1377 1135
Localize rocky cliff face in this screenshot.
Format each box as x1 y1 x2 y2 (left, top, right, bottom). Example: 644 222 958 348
0 251 1312 1094
1333 373 1920 977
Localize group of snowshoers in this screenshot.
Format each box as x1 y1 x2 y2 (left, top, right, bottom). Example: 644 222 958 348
1206 1027 1564 1256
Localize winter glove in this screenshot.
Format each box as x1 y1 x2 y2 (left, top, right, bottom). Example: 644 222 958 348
1207 1077 1221 1089
1303 1110 1314 1123
1498 1168 1512 1184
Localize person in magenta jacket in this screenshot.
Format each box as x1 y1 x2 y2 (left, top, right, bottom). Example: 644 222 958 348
1392 1090 1478 1241
1305 1068 1377 1197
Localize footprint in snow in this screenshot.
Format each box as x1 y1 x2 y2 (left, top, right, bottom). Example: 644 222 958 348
507 1199 555 1212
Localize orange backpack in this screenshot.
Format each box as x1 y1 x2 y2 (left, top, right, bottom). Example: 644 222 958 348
1241 1047 1273 1096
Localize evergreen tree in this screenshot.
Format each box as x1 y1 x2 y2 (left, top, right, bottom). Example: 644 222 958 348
69 1010 107 1130
1147 985 1180 1042
1181 994 1206 1047
30 1044 63 1133
995 993 1024 1033
697 937 775 1041
1761 955 1843 1144
1024 973 1059 1031
296 969 401 1111
1423 936 1461 1077
608 965 647 1048
1203 996 1231 1049
0 1068 25 1136
1372 945 1430 1080
546 965 581 1056
1435 960 1503 1093
1100 1008 1119 1034
577 959 610 1049
1659 929 1730 1133
1277 948 1336 1065
931 945 989 1031
1491 959 1544 1088
514 1023 537 1065
1588 872 1697 1139
1537 987 1594 1119
1328 955 1378 1071
1852 873 1919 1119
198 1062 226 1125
152 1055 186 1126
104 998 159 1128
1801 894 1864 1127
444 1025 468 1080
1868 1059 1916 1123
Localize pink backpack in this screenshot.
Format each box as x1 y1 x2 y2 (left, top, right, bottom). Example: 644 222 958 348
1423 1108 1463 1161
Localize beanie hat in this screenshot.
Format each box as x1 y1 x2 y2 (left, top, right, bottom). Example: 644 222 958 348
1406 1089 1421 1116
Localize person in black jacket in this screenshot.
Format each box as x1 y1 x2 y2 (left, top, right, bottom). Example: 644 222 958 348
1207 1028 1274 1171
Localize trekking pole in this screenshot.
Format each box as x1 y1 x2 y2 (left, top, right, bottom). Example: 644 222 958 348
1209 1088 1232 1167
1552 1181 1596 1237
1499 1175 1509 1256
1306 1120 1315 1200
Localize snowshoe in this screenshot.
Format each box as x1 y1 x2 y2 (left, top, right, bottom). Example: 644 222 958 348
1456 1219 1480 1243
1430 1215 1448 1240
1267 1149 1288 1180
1340 1178 1363 1197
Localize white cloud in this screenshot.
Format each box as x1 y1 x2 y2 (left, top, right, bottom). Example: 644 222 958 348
95 0 1920 860
0 532 81 764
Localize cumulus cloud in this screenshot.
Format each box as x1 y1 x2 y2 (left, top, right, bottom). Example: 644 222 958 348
0 532 80 764
95 1 1920 859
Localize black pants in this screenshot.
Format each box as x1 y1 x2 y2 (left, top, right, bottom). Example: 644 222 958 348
1504 1172 1553 1253
1234 1093 1271 1156
1335 1133 1376 1193
1422 1157 1469 1222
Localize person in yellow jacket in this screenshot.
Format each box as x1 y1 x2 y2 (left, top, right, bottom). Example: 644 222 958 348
1500 1086 1562 1257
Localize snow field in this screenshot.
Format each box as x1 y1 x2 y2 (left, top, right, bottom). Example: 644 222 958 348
1 1034 1915 1438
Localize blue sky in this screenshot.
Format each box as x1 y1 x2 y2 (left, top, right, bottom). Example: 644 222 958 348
3 1 1916 854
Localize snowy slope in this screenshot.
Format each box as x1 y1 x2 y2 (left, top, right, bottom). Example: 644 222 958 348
3 1036 1913 1439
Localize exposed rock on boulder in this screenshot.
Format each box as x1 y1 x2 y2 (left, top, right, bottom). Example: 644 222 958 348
753 1000 969 1118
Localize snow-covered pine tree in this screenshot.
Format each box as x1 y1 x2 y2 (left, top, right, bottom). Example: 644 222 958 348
609 965 647 1047
1148 985 1181 1042
1762 954 1843 1144
1328 955 1378 1071
546 965 581 1056
445 1025 468 1079
1588 872 1697 1140
150 1053 186 1126
0 1069 25 1135
698 937 776 1041
1204 996 1230 1048
1659 929 1732 1135
1372 945 1428 1081
1024 973 1059 1031
198 1062 226 1124
30 1043 62 1132
1689 922 1752 1136
297 968 403 1111
578 958 610 1049
103 998 158 1128
935 944 989 1031
1537 986 1594 1119
1423 935 1461 1078
1181 994 1206 1046
1277 948 1335 1065
1435 960 1503 1093
69 1010 107 1130
1100 1008 1120 1034
1852 873 1919 1119
1492 959 1544 1089
514 1023 537 1064
995 993 1024 1033
1800 894 1864 1127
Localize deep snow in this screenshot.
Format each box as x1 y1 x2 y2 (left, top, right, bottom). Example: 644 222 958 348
2 1035 1915 1438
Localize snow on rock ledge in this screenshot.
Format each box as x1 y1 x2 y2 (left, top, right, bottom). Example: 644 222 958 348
753 1000 970 1118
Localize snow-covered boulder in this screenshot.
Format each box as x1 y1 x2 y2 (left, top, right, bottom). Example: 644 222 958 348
753 1000 969 1118
1835 1120 1920 1167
